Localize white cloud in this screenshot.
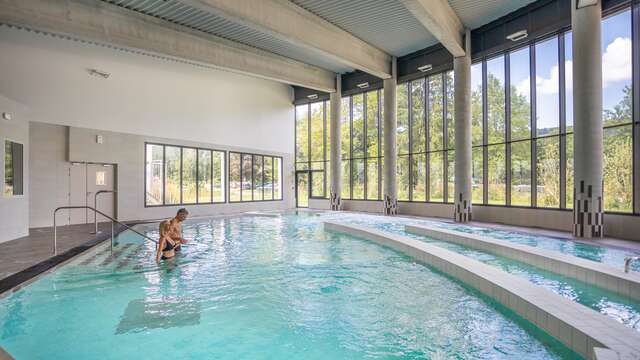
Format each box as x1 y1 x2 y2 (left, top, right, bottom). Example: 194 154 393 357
536 65 560 95
533 37 631 93
602 37 632 86
514 78 531 100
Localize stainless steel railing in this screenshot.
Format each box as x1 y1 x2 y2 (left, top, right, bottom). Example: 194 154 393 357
53 206 158 256
90 190 117 235
624 257 639 273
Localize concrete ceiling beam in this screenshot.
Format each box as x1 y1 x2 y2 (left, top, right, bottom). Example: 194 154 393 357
398 0 465 57
180 0 392 79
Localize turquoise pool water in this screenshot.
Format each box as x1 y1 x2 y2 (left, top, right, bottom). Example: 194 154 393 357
0 214 579 359
318 212 640 332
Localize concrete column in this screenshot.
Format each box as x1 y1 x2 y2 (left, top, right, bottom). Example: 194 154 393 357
329 74 342 210
383 57 398 215
571 0 604 238
453 30 472 222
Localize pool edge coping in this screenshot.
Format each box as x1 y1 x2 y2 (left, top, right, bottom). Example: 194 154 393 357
324 221 640 360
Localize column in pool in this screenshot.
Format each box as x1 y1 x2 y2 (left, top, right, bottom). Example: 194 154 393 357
571 0 604 238
453 29 473 222
329 74 342 210
383 57 398 215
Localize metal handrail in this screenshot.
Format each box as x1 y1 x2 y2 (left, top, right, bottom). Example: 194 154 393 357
91 190 117 234
625 257 639 273
53 206 158 256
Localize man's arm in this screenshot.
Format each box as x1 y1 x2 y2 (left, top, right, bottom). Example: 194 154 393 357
176 223 187 244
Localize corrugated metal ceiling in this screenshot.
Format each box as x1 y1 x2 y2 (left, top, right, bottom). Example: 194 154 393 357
291 0 438 57
100 0 353 73
448 0 538 30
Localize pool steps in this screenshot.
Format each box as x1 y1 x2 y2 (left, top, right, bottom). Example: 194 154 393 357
99 244 135 266
324 221 640 360
73 242 148 270
405 224 640 302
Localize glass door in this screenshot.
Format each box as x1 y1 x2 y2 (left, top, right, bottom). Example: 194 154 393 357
295 171 309 208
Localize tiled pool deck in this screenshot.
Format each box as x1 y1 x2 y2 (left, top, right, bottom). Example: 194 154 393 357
325 221 640 360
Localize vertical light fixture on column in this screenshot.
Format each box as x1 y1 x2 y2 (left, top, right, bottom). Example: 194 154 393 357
453 29 473 222
383 57 398 215
329 74 342 210
571 0 604 237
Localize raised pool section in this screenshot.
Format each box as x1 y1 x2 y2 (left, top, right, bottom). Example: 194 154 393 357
316 213 640 333
324 221 640 360
406 224 640 302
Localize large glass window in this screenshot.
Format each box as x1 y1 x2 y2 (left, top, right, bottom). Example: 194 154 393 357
471 63 484 204
145 143 225 206
182 148 197 204
564 10 634 213
145 144 164 205
511 140 531 206
601 10 633 213
164 146 181 205
342 89 384 200
510 47 531 141
230 152 282 203
197 149 212 204
396 71 455 203
295 101 329 199
462 7 636 214
536 38 560 137
229 152 241 202
4 140 23 197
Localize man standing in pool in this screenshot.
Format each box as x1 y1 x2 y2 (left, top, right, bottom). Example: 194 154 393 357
160 208 189 252
156 209 189 262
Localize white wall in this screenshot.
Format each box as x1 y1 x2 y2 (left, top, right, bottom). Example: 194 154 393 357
0 25 296 234
0 95 30 242
0 25 294 154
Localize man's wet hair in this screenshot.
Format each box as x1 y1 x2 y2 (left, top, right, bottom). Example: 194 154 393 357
177 208 189 215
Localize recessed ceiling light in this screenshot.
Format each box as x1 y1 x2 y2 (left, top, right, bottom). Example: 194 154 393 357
356 82 369 89
417 64 432 72
506 30 528 42
307 94 318 100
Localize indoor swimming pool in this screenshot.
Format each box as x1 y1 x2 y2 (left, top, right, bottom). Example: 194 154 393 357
0 213 580 359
